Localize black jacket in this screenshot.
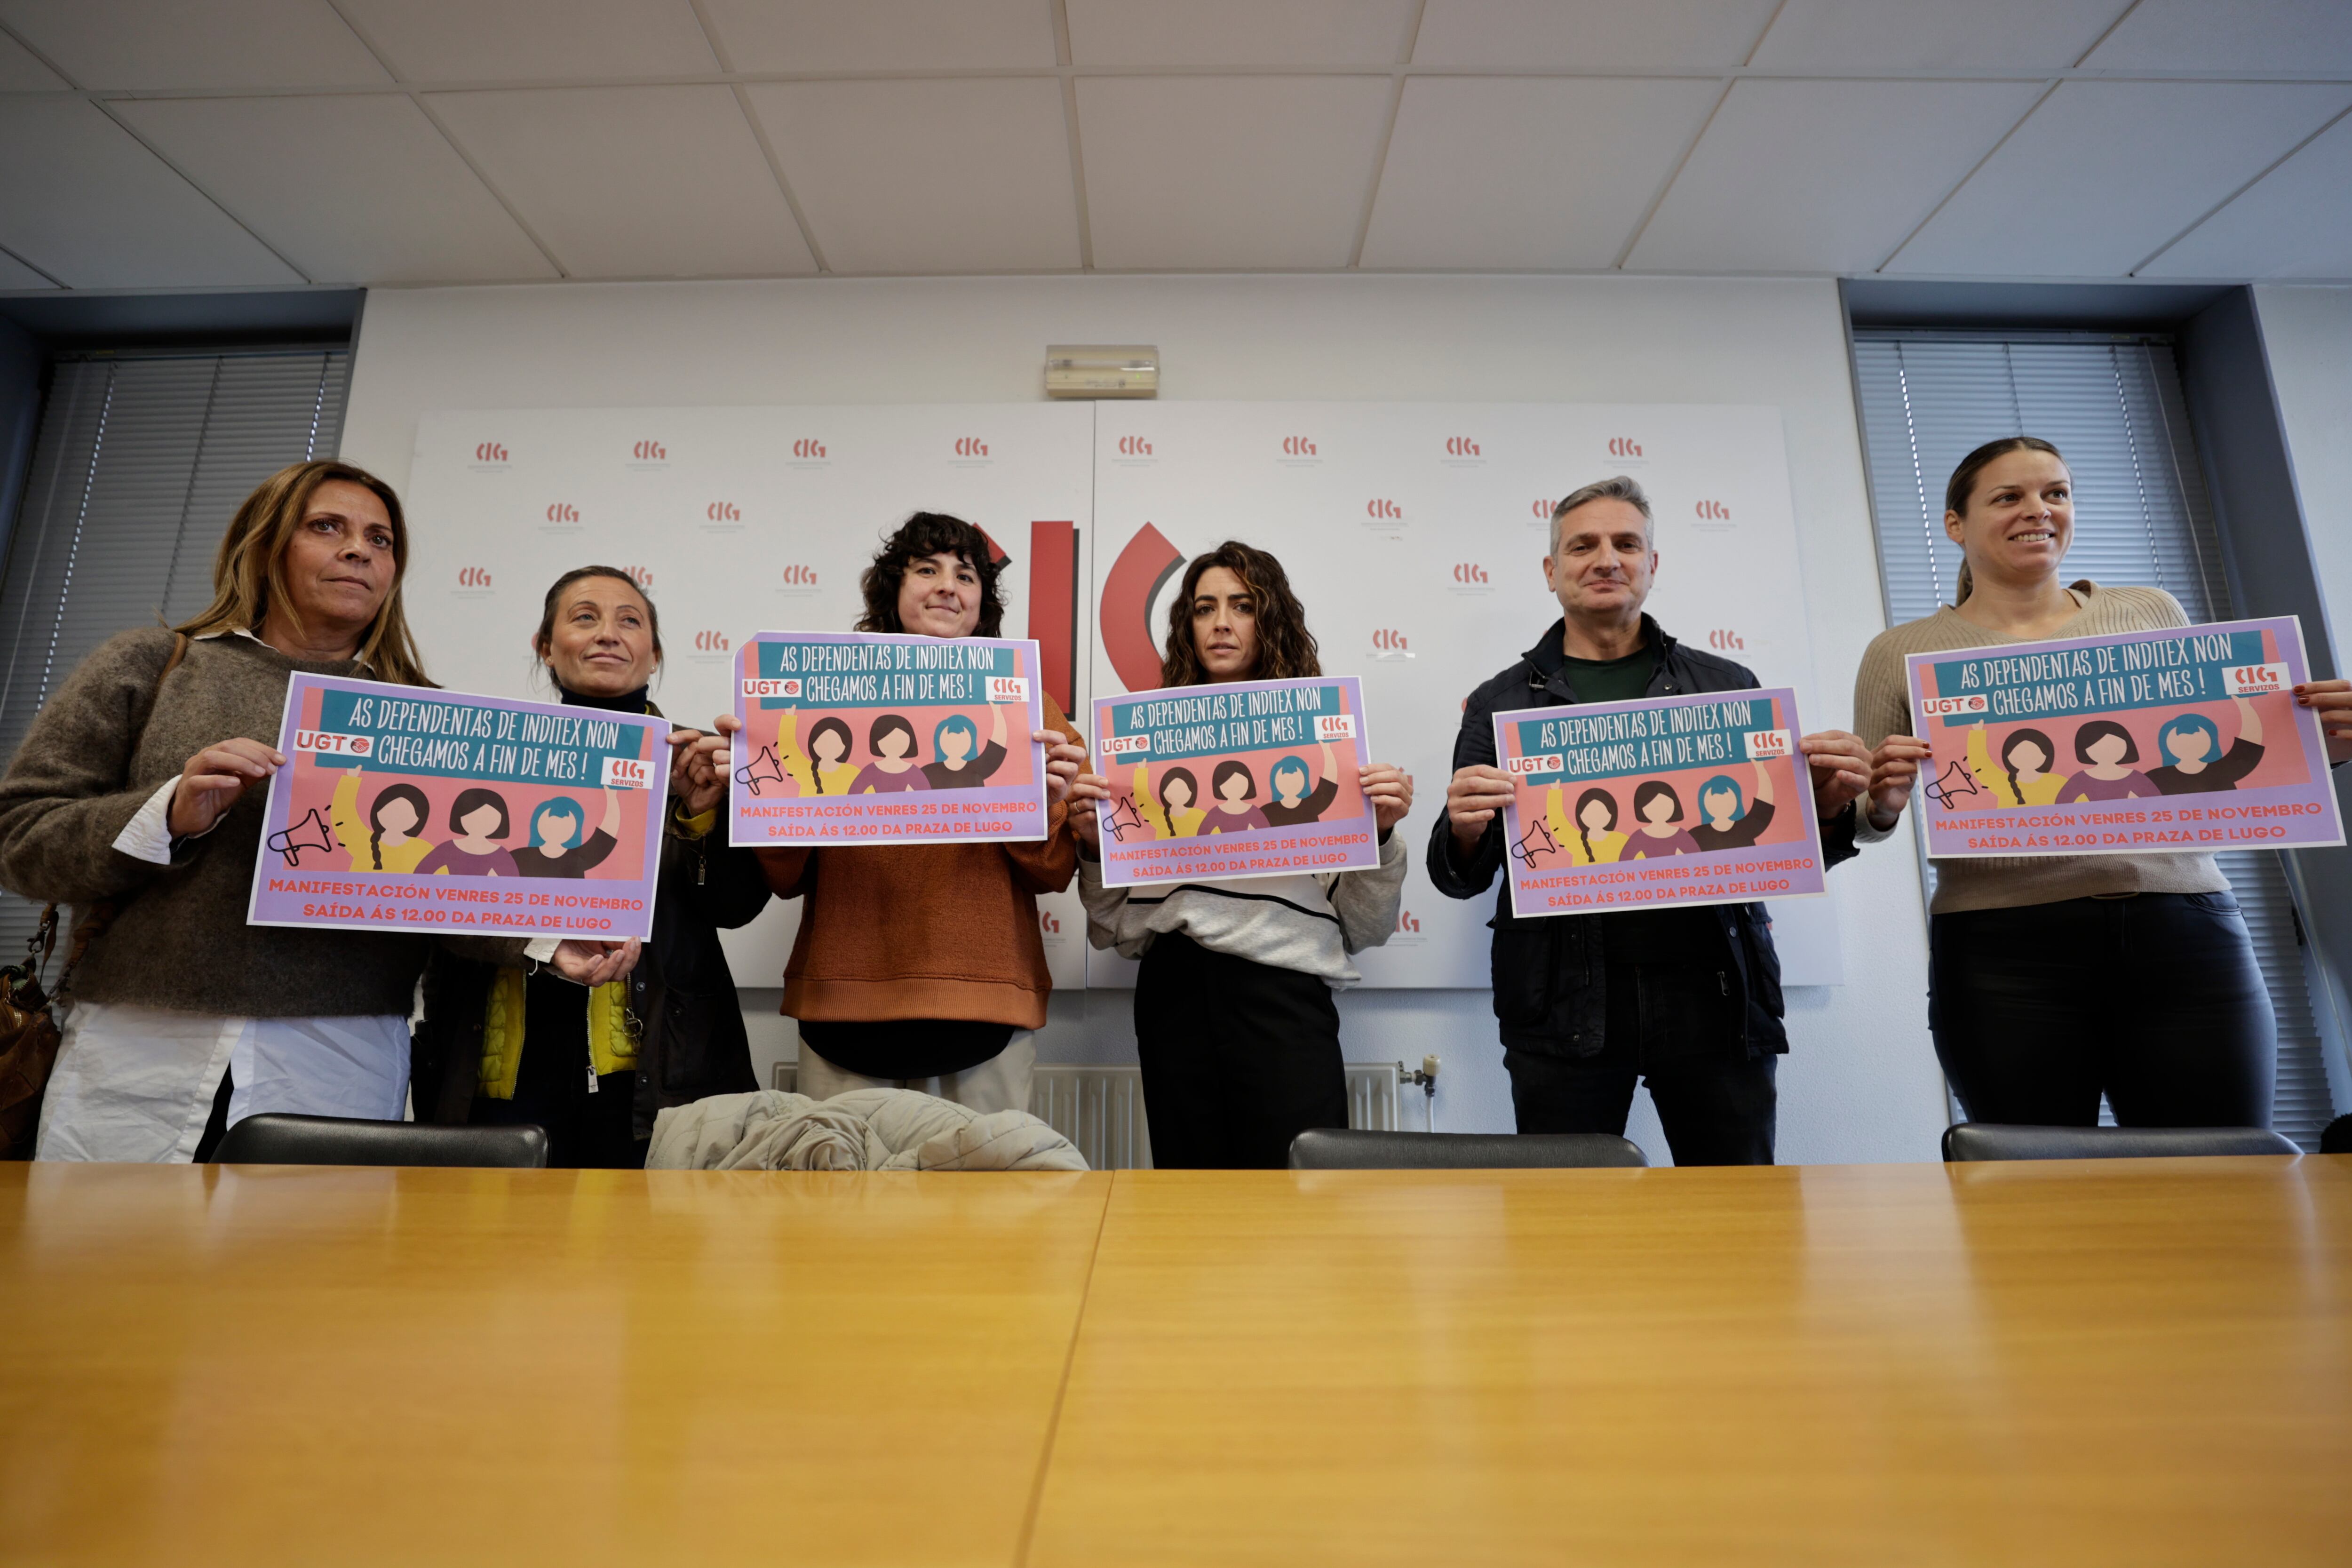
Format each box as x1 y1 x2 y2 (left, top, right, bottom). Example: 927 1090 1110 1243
412 815 773 1140
1425 616 1857 1061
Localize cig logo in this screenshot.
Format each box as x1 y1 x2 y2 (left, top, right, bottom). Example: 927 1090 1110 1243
954 437 989 458
1696 500 1731 521
632 439 667 462
1445 437 1480 457
472 441 507 463
1040 911 1062 935
1397 910 1421 934
623 566 652 588
1371 628 1410 652
1608 437 1644 458
1452 564 1489 585
694 630 730 653
780 565 819 586
1532 498 1554 520
544 502 579 524
793 439 826 460
456 566 492 588
1118 435 1152 457
707 501 740 522
1366 499 1402 521
1708 629 1745 651
1282 436 1317 457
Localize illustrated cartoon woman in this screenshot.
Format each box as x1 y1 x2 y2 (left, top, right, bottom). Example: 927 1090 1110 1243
2056 719 2156 802
329 767 435 873
2149 695 2265 795
1623 779 1701 858
1135 761 1205 838
779 711 858 796
1545 785 1626 865
1965 721 2064 806
513 788 622 878
1688 759 1778 853
922 705 1009 790
851 713 931 794
1258 737 1341 828
1201 759 1273 835
416 787 522 877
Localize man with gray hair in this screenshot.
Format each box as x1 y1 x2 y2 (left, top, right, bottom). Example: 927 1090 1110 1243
1426 476 1873 1164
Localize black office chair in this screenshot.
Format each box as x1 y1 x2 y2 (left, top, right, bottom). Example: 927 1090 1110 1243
2320 1115 2352 1156
1287 1128 1648 1170
1940 1122 2298 1163
212 1114 549 1169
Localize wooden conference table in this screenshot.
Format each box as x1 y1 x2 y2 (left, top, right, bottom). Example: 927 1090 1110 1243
3 1156 2346 1567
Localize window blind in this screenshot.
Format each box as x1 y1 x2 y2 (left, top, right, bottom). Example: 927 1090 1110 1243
1852 331 2335 1149
0 349 350 959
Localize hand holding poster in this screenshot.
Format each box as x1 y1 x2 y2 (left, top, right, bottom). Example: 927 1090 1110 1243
1903 615 2344 858
1091 676 1379 887
730 631 1049 846
1492 688 1828 918
249 674 670 939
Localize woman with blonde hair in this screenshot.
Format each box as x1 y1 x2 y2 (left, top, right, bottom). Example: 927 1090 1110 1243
0 461 637 1161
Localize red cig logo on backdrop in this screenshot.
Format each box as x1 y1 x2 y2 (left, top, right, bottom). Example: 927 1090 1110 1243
1608 438 1643 458
1533 498 1555 520
1371 628 1409 652
1708 629 1745 651
1282 436 1317 457
1696 500 1731 521
1397 910 1421 934
707 502 739 522
1040 911 1062 935
954 438 989 458
1118 436 1152 456
623 566 652 588
694 630 729 653
545 502 579 523
473 442 507 463
780 565 818 586
793 439 826 459
1445 437 1481 457
1367 499 1402 520
456 567 492 588
1452 564 1489 585
632 440 667 462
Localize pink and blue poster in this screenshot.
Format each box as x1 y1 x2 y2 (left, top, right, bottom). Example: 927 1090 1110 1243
1904 615 2344 858
248 673 670 939
1091 676 1380 887
730 630 1049 846
1493 688 1828 918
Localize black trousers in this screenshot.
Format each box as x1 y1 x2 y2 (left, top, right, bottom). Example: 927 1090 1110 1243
1503 964 1777 1166
1929 892 2275 1128
1134 931 1348 1170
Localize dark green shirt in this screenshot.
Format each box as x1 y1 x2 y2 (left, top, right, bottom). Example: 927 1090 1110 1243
1559 646 1655 705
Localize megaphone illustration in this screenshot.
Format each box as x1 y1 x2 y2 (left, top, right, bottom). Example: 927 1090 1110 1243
1922 759 1983 808
1510 813 1561 869
734 744 787 796
267 807 337 868
1104 795 1150 844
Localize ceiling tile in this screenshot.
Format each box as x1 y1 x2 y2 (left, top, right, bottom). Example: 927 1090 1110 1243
1067 0 1415 66
0 247 59 288
1076 75 1392 270
0 0 389 89
0 28 67 88
334 0 717 81
425 86 814 278
1748 0 2130 70
2141 114 2352 280
111 95 557 285
1628 79 2044 273
1413 0 1781 69
0 97 304 286
697 0 1053 71
1361 76 1719 270
2082 0 2352 74
1889 82 2352 278
743 79 1077 274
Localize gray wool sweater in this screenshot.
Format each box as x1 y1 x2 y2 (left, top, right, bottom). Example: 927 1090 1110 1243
0 628 519 1016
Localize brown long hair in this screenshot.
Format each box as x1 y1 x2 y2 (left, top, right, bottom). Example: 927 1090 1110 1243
1945 436 2067 606
175 460 431 686
857 512 1006 637
1159 541 1319 688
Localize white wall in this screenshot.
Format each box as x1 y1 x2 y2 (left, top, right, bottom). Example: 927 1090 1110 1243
339 274 1947 1164
2255 285 2352 666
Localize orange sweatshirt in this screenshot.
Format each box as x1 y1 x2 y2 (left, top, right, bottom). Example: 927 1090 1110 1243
755 703 1078 1028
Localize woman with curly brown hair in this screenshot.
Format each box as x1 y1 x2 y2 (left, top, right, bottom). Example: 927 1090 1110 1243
705 512 1088 1113
1069 541 1416 1168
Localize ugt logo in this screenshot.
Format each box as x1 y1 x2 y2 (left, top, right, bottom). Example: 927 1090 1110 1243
1608 437 1643 458
707 501 740 522
472 441 507 463
694 630 729 653
793 438 826 460
1708 629 1745 651
780 565 819 587
1696 500 1731 521
1397 910 1421 934
1445 437 1481 457
1452 564 1489 585
1371 628 1409 652
544 502 579 524
954 437 989 458
1281 436 1317 457
623 566 652 588
631 439 667 462
456 566 492 588
1366 499 1402 521
1118 435 1152 457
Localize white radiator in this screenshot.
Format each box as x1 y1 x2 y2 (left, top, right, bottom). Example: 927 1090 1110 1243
769 1060 1412 1170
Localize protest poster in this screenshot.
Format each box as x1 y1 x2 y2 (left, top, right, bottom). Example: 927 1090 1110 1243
248 674 670 939
730 631 1049 846
1492 688 1828 918
1903 614 2343 858
1090 675 1379 887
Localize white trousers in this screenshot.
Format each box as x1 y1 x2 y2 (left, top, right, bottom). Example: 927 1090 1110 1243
794 1031 1035 1116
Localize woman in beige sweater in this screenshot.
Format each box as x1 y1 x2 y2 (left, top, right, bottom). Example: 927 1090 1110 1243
1850 436 2350 1131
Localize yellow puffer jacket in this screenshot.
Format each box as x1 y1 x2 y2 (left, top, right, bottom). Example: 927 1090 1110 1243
474 966 640 1100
